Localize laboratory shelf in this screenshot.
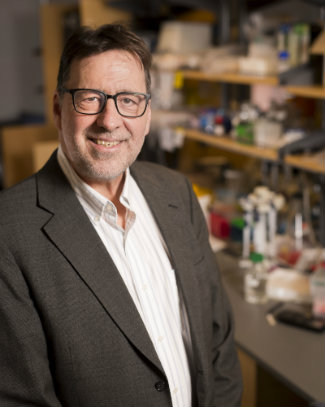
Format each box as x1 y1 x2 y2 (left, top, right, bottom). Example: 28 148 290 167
285 151 325 174
183 128 325 174
183 128 278 161
180 70 278 86
284 85 325 100
180 70 325 100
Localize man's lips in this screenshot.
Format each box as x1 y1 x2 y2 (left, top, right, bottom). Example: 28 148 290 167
87 134 125 147
91 139 121 147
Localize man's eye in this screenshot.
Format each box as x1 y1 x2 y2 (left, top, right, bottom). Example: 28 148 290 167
121 97 137 105
82 95 100 103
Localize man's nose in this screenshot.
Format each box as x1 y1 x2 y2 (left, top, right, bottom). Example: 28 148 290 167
95 98 123 130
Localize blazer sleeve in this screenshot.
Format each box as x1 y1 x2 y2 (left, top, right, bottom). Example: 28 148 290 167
0 238 63 407
185 177 243 407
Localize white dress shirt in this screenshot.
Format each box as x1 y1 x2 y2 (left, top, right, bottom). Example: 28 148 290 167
57 147 192 407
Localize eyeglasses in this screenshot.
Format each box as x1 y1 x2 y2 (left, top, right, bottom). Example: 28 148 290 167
61 88 151 118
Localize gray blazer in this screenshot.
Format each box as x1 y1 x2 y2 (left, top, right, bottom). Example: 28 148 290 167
0 151 242 407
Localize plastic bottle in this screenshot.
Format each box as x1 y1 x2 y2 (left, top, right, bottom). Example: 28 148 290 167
277 24 290 54
300 23 310 64
171 71 184 109
234 104 256 145
244 252 268 304
278 50 290 73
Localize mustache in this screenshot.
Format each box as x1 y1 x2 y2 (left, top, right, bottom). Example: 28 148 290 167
85 124 130 140
86 124 113 136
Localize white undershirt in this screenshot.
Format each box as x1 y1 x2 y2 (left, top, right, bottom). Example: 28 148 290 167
57 147 192 407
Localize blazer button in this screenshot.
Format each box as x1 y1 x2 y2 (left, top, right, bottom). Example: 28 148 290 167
155 381 168 392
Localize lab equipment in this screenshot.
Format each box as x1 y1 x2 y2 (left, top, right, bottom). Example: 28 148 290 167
244 252 268 304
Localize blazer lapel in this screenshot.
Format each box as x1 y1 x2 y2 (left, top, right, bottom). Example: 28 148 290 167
36 152 163 373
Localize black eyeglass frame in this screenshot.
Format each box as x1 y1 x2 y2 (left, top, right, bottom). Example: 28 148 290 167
60 87 151 118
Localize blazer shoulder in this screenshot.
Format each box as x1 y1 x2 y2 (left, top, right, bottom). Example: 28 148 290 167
0 175 42 232
131 160 189 187
0 150 63 219
0 175 37 208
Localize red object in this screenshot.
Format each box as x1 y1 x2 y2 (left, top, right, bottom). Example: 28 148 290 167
278 249 301 266
210 212 230 239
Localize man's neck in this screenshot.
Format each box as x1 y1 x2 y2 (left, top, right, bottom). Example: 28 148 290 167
85 172 125 205
86 173 128 229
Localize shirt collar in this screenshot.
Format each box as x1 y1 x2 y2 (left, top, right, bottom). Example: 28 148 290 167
57 146 131 221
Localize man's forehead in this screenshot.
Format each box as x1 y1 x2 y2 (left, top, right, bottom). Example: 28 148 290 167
72 50 144 72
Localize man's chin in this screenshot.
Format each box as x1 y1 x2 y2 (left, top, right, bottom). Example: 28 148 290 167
77 163 127 184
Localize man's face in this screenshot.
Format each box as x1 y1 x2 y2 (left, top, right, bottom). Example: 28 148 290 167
53 50 151 187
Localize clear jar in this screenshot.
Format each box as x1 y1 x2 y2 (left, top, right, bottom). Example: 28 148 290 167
244 252 268 304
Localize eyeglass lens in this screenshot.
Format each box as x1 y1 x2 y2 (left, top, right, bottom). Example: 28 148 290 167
73 90 148 117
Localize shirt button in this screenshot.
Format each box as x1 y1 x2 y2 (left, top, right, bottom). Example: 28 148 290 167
155 381 168 392
94 216 100 222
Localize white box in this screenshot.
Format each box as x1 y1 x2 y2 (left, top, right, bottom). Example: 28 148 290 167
239 56 277 75
157 21 212 54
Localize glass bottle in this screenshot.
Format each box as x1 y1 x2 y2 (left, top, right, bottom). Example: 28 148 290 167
244 252 268 304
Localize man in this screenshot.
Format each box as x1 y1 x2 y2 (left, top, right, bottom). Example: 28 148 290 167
0 24 242 406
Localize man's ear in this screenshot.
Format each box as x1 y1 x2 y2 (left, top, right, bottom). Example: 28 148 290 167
53 92 62 131
144 102 151 137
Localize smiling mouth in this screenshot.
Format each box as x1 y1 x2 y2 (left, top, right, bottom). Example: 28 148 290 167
92 139 121 147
